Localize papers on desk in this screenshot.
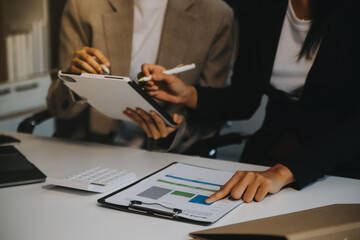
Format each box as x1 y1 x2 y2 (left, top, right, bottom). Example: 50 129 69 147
98 162 243 225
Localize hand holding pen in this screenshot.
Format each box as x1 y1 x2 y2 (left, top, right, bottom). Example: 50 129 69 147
69 46 110 74
138 63 195 82
139 63 198 109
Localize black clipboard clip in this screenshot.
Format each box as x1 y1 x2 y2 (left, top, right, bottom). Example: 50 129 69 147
128 200 182 219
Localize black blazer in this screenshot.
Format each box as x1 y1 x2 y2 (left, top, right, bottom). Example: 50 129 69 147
196 0 360 188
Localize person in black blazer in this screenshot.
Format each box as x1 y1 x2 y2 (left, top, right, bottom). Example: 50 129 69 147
125 0 360 203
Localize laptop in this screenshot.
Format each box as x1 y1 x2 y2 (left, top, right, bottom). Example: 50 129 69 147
0 145 46 187
190 204 360 240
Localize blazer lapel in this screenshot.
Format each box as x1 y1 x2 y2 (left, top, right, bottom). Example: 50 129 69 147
103 0 134 76
102 0 197 74
258 0 288 83
157 0 196 68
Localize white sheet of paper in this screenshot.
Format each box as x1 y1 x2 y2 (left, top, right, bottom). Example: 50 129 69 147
105 163 243 223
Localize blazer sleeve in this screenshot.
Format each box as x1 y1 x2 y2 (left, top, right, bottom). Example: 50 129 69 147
282 107 360 189
46 0 90 120
148 2 236 153
195 53 266 122
195 0 266 122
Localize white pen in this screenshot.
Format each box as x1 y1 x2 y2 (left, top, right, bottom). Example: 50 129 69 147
100 64 110 74
92 56 110 74
138 63 196 82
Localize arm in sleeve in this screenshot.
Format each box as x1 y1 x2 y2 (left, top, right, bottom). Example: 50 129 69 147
281 107 360 189
147 4 236 153
46 0 90 119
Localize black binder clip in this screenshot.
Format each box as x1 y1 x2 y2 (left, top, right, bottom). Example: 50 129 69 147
128 200 182 219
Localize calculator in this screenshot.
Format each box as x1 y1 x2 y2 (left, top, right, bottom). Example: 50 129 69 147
46 167 136 193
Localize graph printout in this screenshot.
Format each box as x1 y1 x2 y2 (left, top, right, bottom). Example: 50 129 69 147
105 163 243 223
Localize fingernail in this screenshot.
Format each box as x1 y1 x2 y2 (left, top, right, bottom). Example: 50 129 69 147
174 114 179 121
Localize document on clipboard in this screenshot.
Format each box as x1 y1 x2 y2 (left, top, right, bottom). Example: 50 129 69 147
57 71 176 127
97 162 243 225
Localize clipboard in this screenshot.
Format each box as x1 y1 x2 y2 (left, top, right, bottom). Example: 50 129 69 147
58 71 176 127
97 162 243 225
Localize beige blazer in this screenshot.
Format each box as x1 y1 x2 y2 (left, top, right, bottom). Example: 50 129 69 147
47 0 234 153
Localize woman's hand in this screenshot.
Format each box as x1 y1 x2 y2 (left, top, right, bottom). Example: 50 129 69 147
70 47 110 74
206 164 295 203
140 64 198 109
123 108 183 139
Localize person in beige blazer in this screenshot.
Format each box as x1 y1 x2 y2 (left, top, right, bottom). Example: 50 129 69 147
47 0 234 153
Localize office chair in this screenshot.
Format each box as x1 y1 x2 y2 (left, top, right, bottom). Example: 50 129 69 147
17 109 53 134
183 121 250 159
17 69 58 134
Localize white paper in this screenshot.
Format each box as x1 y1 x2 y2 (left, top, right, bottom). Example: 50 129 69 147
6 35 14 82
106 163 243 223
32 21 39 74
26 32 34 77
35 21 45 74
19 34 27 79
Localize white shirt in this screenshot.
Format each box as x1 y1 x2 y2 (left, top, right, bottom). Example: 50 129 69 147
130 0 168 81
114 0 167 148
270 0 317 99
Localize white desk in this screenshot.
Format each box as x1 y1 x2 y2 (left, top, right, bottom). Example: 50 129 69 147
1 131 360 240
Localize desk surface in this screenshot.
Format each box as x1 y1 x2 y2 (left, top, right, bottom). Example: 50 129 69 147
1 131 360 240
